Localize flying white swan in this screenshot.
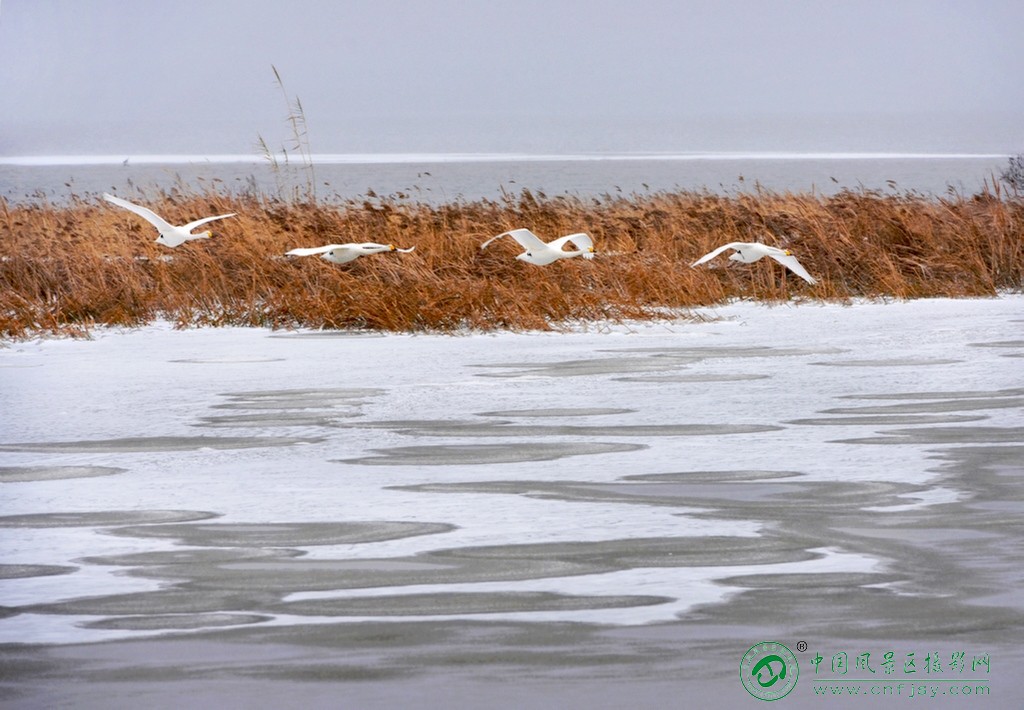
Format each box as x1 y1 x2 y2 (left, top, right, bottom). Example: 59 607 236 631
691 242 818 285
481 228 595 266
103 193 236 248
285 243 415 264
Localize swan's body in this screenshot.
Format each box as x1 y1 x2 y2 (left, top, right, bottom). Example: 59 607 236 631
481 228 595 266
691 242 817 284
285 243 415 264
103 193 235 248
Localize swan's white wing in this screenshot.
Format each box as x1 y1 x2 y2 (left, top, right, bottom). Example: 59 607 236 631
482 228 548 252
546 233 595 259
567 233 594 253
182 213 237 232
768 252 818 284
548 232 594 251
505 228 550 251
103 193 175 232
690 242 745 267
285 245 345 257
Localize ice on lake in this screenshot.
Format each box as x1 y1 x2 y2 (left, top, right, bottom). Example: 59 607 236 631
1 296 1022 647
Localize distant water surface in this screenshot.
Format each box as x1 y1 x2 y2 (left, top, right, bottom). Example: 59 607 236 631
0 153 1011 204
2 112 1019 203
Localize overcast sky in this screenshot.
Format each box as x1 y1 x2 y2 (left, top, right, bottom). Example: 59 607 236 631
1 0 1021 155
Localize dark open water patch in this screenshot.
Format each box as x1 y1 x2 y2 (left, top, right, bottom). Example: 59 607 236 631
336 442 648 466
475 408 635 418
117 555 602 594
349 420 783 438
19 532 815 620
613 373 770 383
81 613 272 631
0 510 218 528
0 564 77 579
0 436 324 453
272 591 672 617
81 548 304 567
807 388 1024 437
601 345 846 357
97 534 815 600
787 414 988 426
816 396 1024 415
214 388 384 410
681 444 1024 641
0 465 126 483
968 340 1024 348
834 426 1024 445
27 588 285 617
471 355 698 378
392 479 808 507
195 411 360 428
104 521 456 548
393 477 924 517
838 387 1024 401
720 571 897 590
684 565 1024 640
194 388 385 428
622 470 804 483
19 444 1024 649
811 358 963 367
471 346 844 380
441 535 818 568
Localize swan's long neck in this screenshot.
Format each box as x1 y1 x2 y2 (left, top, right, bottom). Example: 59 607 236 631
565 248 596 260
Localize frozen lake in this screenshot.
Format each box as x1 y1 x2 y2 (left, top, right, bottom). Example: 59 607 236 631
1 297 1022 707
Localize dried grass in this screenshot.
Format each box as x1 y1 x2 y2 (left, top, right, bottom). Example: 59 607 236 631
1 186 1021 338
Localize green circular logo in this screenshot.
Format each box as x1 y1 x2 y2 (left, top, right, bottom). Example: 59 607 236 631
740 642 799 701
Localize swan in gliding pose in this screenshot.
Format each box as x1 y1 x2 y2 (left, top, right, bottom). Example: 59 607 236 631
691 242 817 285
481 228 595 266
103 193 236 248
285 243 415 264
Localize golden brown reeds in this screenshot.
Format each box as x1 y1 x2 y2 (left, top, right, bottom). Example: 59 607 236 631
0 186 1021 339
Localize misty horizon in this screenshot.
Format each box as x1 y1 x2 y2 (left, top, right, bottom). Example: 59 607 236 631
2 1 1022 158
3 110 1022 159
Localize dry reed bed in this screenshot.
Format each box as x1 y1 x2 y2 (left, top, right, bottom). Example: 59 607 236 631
1 188 1021 338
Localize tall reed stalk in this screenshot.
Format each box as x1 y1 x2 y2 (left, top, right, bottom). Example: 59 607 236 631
255 66 316 203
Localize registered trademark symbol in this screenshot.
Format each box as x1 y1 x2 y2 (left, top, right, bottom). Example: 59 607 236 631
796 641 808 653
